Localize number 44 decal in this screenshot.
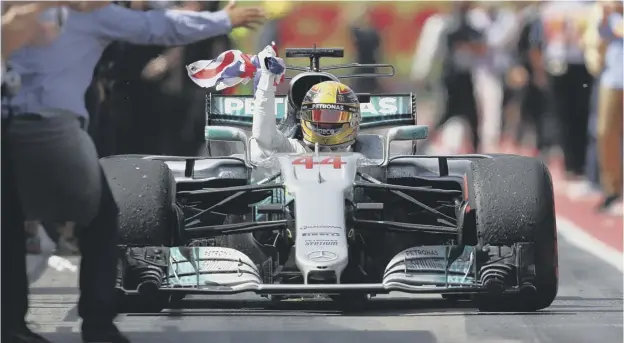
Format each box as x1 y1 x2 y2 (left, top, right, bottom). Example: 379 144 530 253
291 156 346 169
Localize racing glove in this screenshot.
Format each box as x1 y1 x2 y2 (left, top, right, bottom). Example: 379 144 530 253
253 44 285 92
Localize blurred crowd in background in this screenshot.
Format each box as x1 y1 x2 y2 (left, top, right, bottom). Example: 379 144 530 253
407 0 623 216
2 0 623 216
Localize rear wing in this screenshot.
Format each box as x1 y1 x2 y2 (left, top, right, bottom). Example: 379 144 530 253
205 93 416 129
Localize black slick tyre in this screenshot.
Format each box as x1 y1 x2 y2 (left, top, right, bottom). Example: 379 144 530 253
467 155 558 311
101 157 176 313
101 157 176 246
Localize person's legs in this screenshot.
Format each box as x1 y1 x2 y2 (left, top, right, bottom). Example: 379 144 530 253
525 82 548 152
566 64 592 176
596 86 624 209
451 72 480 153
463 78 480 153
515 83 531 145
1 121 30 341
585 78 602 189
473 67 502 153
2 118 57 343
418 75 459 152
78 167 122 340
434 77 460 131
7 114 128 342
549 72 578 177
423 73 479 153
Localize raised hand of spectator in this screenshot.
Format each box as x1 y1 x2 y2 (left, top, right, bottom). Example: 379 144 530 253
1 2 54 58
224 0 265 30
1 1 111 59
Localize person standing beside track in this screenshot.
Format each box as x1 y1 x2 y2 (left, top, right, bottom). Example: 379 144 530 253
514 2 553 158
425 1 486 153
468 2 520 153
595 0 623 213
1 2 264 343
529 0 594 184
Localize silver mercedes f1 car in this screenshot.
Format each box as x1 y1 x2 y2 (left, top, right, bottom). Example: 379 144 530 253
103 47 558 313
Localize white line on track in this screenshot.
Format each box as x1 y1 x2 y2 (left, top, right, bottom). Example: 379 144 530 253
556 215 623 273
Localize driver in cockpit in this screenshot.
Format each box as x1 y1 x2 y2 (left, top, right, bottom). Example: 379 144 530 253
251 46 363 161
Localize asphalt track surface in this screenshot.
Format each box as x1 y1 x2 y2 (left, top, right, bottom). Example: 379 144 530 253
29 226 623 343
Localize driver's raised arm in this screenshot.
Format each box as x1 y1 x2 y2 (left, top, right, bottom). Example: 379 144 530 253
70 3 257 46
251 48 301 154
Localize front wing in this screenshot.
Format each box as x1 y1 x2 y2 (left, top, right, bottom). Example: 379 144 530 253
117 244 533 296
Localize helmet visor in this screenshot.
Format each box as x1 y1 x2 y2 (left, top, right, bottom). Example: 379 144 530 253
300 103 359 124
300 109 353 123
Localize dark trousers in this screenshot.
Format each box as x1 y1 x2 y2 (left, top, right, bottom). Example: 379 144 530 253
585 78 602 188
517 81 545 150
431 72 480 152
1 114 120 333
548 64 593 175
1 121 29 335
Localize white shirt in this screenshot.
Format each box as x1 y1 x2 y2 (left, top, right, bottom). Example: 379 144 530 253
468 7 520 74
250 72 308 161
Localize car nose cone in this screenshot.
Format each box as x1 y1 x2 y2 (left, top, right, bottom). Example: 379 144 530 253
306 250 338 262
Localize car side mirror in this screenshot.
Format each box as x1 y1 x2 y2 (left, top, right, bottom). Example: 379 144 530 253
205 126 253 167
386 125 429 142
382 125 429 166
205 126 248 142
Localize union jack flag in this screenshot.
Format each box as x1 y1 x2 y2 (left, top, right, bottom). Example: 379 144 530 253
187 46 285 92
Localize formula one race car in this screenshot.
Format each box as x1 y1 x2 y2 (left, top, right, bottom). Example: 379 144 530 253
103 47 558 313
